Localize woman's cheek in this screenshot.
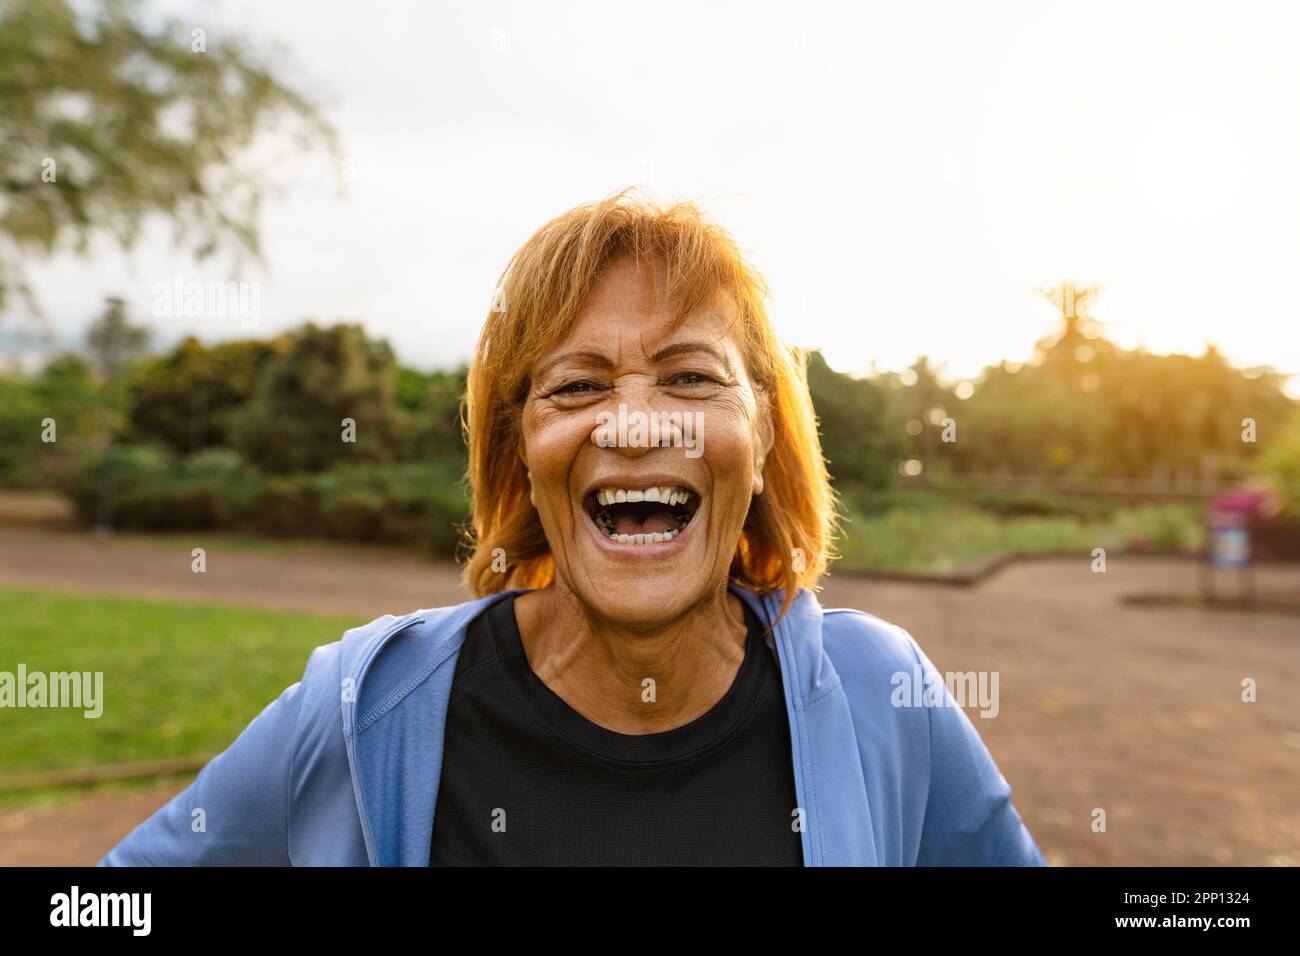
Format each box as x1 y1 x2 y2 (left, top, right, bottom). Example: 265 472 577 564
525 405 586 462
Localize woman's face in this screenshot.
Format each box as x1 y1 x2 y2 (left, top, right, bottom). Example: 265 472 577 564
520 256 773 628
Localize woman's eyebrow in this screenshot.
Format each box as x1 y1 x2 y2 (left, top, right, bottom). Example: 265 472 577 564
535 341 735 379
652 341 737 377
534 350 612 379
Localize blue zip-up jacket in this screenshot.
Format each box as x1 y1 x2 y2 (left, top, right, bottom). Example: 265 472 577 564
98 584 1046 866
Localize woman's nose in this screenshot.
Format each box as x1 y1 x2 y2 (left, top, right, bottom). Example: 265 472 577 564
589 390 686 456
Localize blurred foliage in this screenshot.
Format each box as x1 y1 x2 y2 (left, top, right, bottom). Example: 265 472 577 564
0 302 1296 565
804 350 902 498
911 317 1295 482
1259 407 1300 516
0 353 98 486
127 335 284 453
226 323 405 473
0 0 335 310
86 296 150 380
834 500 1204 575
62 447 469 556
395 364 469 463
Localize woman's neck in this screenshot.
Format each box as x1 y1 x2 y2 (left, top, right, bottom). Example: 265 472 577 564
512 583 749 735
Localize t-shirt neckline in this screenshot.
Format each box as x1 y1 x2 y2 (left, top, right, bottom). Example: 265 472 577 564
485 593 770 766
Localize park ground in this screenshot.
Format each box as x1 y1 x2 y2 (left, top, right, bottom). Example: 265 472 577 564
0 499 1297 866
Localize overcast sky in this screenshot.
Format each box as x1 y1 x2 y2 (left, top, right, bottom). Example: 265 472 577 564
12 0 1300 392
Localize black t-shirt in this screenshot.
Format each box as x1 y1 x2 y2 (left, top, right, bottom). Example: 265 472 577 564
427 593 804 866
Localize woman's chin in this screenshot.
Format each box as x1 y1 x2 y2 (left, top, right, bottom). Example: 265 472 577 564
569 506 722 607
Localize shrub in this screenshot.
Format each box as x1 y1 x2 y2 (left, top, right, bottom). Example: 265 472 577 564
247 474 321 537
64 445 171 525
66 446 266 530
315 462 470 552
63 445 473 558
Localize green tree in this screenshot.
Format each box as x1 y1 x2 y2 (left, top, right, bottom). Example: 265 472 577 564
885 356 959 477
0 373 49 486
805 350 902 504
83 296 151 527
86 295 150 381
228 323 404 474
395 364 469 464
1259 408 1300 516
126 334 284 453
0 354 100 487
946 320 1295 482
0 0 335 311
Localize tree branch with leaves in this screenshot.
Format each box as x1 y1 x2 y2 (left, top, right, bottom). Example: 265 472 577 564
0 0 337 313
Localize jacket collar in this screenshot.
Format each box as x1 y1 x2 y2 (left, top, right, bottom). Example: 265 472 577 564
345 584 874 865
341 591 515 865
731 586 878 865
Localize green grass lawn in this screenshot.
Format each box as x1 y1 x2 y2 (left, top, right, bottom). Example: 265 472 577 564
0 585 363 786
834 502 1205 574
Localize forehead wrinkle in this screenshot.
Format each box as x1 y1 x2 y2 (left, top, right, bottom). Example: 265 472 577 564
640 311 741 380
534 348 612 380
551 301 737 379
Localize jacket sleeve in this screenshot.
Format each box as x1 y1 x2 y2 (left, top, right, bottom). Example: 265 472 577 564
903 633 1046 866
96 650 320 866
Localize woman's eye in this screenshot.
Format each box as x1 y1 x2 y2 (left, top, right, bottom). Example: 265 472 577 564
555 380 599 395
669 371 718 386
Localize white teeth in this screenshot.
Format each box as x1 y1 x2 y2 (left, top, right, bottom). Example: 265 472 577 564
596 485 694 505
589 484 696 546
603 527 681 545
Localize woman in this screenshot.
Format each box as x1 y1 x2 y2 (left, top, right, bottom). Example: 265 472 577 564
100 191 1044 867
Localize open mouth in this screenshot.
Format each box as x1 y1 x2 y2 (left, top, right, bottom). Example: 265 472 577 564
582 485 701 545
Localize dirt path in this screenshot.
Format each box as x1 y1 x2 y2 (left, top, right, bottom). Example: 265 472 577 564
0 783 194 867
0 523 469 617
2 520 1297 866
822 560 1300 867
